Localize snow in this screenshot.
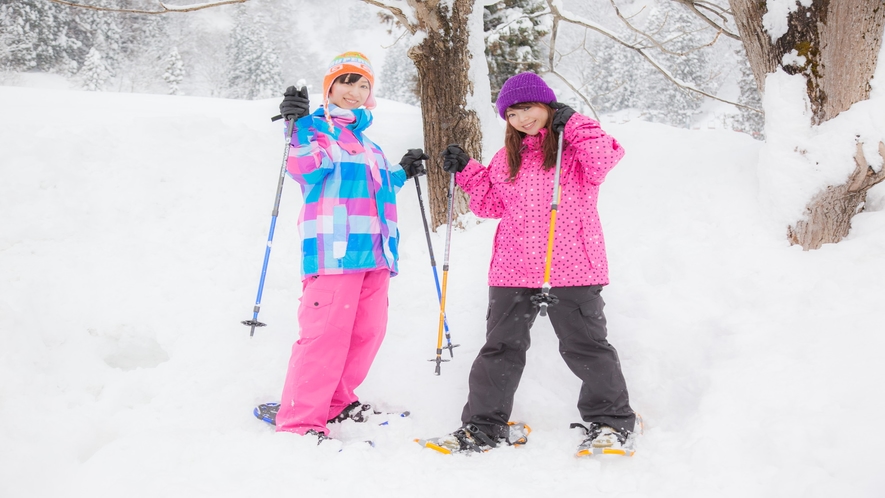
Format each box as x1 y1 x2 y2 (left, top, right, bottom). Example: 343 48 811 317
757 39 885 228
763 0 813 41
2 82 885 498
467 0 504 162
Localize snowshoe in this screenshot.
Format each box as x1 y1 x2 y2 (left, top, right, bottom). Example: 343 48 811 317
254 402 280 425
300 429 374 452
572 414 643 457
328 401 377 424
305 428 333 446
415 421 531 455
254 401 409 426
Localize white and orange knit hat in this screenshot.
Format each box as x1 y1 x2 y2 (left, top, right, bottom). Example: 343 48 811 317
322 51 376 111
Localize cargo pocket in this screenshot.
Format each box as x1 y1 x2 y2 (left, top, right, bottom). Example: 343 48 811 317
297 285 335 341
577 290 608 342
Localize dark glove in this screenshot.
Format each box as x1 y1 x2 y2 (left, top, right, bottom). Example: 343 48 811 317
549 102 575 134
280 86 310 121
400 148 429 179
441 144 470 173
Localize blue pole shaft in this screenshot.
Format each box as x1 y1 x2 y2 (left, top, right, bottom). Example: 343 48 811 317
244 118 295 336
414 177 452 337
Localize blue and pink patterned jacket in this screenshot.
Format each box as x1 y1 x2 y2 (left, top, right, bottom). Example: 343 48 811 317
287 106 406 278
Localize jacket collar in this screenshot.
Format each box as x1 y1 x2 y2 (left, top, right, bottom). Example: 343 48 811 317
521 127 550 150
316 105 373 134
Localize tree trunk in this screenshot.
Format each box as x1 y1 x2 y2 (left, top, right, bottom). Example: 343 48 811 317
408 0 477 229
730 0 885 249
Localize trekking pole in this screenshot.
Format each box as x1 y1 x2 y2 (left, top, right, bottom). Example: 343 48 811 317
531 132 565 317
242 116 296 337
430 174 457 374
414 176 459 357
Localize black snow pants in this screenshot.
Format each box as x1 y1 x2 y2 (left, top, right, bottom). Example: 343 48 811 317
461 285 635 439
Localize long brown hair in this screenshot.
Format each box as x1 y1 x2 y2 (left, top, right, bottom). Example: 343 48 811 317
503 102 558 181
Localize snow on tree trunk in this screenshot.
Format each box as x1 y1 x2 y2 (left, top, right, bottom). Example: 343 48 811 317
730 0 885 250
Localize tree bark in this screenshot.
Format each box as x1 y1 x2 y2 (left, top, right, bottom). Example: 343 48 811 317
408 0 477 228
362 0 478 229
730 0 885 249
788 142 885 247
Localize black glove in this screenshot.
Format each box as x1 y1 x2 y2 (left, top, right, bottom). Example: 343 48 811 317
400 148 429 179
549 102 575 134
280 86 310 121
441 144 470 173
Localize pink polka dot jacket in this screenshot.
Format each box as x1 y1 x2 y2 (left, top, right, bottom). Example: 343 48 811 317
455 112 624 288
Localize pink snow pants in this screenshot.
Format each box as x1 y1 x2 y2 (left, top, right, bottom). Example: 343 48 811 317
275 269 390 435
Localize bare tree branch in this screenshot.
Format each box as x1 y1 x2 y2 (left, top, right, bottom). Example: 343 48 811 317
611 0 724 57
544 0 761 113
670 0 739 39
548 69 600 120
46 0 246 14
847 141 885 193
360 0 417 34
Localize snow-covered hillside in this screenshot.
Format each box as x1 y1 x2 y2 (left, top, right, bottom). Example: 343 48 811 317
1 85 884 497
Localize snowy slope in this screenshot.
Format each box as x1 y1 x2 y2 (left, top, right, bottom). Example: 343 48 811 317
1 85 884 498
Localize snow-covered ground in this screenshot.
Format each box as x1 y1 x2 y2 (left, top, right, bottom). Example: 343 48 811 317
2 84 884 497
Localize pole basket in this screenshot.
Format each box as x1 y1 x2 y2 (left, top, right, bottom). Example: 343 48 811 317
443 342 460 357
429 356 451 376
531 292 559 317
242 319 267 337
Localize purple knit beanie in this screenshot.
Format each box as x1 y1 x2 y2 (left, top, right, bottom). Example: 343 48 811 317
495 72 557 119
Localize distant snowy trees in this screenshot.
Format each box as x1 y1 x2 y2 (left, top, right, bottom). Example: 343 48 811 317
543 0 744 128
729 47 763 139
79 47 111 91
483 0 549 101
0 0 82 74
474 0 763 134
4 0 761 124
640 3 711 128
378 42 419 106
226 9 282 100
0 0 284 100
163 48 184 95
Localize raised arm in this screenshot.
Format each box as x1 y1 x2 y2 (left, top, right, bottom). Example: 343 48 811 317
562 113 625 185
285 117 336 186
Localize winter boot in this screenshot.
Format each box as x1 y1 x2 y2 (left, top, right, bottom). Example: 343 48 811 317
415 422 531 455
254 401 409 427
571 421 638 457
327 401 373 424
304 429 333 445
253 400 370 426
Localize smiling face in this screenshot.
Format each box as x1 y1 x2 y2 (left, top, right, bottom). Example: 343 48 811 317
328 75 371 110
506 103 550 136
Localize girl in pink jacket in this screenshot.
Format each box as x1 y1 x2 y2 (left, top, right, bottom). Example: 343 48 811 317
418 72 637 457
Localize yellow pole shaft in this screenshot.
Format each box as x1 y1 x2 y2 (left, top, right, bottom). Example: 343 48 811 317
436 269 449 351
543 196 560 285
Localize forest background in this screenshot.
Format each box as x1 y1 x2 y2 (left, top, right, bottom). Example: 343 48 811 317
0 0 763 136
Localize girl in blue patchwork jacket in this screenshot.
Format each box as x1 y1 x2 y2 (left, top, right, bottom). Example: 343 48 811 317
273 52 427 443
